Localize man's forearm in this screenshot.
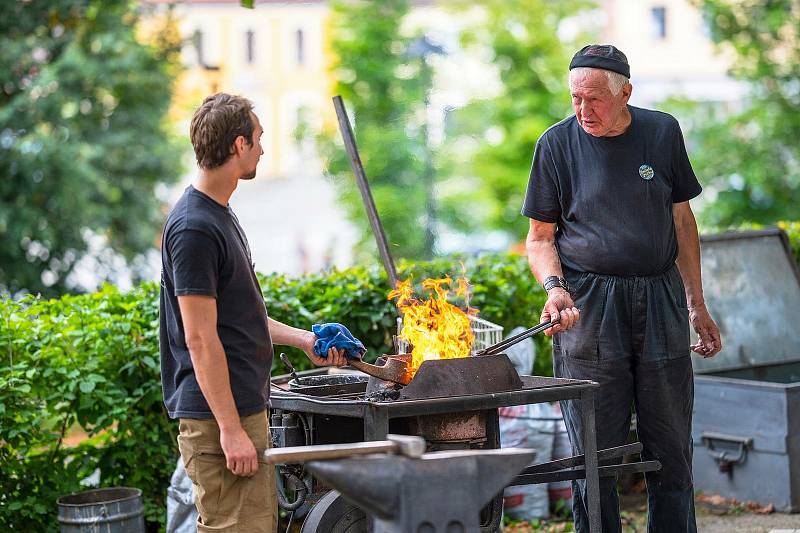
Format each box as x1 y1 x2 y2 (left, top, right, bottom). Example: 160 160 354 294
674 205 705 308
188 338 241 432
526 226 564 285
526 220 578 333
268 318 313 350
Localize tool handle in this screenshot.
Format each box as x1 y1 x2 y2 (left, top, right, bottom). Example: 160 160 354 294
265 441 398 464
279 352 301 382
475 319 558 357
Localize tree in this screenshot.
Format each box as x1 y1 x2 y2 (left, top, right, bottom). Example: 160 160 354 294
445 0 592 242
0 0 183 296
668 1 800 228
320 0 437 261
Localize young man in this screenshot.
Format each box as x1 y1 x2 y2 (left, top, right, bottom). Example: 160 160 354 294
523 45 721 532
159 93 347 532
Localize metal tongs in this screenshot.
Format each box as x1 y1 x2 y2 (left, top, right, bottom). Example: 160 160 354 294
474 317 560 357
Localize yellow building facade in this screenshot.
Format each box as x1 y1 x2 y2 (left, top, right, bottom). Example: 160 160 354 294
147 0 333 180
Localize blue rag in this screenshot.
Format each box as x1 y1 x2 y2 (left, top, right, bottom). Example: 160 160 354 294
312 323 366 360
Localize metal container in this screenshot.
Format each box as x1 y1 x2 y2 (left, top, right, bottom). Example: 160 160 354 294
57 487 144 532
692 229 800 511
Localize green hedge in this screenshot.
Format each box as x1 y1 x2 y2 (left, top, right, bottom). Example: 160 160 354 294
0 252 546 531
0 283 173 531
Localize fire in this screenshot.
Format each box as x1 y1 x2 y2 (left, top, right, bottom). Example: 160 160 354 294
388 276 476 374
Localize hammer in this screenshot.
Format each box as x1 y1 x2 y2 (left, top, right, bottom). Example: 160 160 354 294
264 434 426 464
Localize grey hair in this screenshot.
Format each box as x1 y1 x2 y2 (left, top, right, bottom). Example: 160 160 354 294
569 67 630 96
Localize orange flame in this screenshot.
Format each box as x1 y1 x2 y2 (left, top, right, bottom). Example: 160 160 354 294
388 276 476 374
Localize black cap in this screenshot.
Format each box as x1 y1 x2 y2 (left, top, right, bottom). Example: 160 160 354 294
569 44 630 78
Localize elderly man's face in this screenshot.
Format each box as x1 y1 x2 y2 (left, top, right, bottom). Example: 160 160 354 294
570 69 631 137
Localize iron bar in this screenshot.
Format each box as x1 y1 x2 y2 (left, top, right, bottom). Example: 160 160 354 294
332 96 399 290
519 442 644 476
581 387 602 533
509 460 662 486
363 404 390 441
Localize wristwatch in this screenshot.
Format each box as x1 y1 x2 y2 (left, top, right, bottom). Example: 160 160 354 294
543 275 571 294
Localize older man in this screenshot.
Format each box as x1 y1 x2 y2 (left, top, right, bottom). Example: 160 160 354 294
522 45 722 532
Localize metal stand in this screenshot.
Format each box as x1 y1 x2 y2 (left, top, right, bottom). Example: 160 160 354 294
582 387 602 530
268 437 536 533
271 376 661 533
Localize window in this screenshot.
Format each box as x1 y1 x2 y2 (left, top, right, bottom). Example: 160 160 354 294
700 8 713 39
193 29 205 66
245 29 255 64
295 28 304 65
651 6 667 40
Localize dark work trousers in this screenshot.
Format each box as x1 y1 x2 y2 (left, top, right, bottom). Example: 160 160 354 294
554 264 696 533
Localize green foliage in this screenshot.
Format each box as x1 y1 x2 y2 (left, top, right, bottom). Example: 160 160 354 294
446 0 593 241
320 1 596 256
664 1 800 229
0 0 183 296
320 0 442 260
0 252 548 529
779 221 800 265
0 283 174 531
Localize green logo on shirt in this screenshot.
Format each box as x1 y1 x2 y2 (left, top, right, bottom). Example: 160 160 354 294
639 164 654 180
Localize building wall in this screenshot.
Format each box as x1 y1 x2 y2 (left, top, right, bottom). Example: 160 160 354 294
599 0 744 106
156 0 745 171
142 1 358 276
165 1 332 180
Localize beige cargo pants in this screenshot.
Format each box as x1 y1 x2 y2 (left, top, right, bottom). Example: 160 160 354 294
178 410 278 532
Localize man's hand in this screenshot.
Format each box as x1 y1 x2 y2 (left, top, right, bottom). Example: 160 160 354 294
301 331 348 367
540 288 580 336
220 426 258 477
689 302 722 358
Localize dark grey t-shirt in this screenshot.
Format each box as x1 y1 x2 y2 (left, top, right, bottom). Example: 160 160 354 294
521 106 702 276
159 185 273 419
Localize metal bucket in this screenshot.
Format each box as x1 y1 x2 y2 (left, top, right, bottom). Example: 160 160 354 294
57 487 144 533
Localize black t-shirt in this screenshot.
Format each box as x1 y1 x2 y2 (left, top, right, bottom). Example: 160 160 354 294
159 185 273 419
521 106 702 276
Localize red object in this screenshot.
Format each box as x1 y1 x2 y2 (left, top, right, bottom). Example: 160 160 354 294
504 494 525 508
548 487 572 503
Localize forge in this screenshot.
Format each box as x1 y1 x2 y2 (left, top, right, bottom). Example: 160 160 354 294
269 353 600 532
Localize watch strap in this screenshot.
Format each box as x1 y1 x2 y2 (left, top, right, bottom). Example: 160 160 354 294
543 275 571 293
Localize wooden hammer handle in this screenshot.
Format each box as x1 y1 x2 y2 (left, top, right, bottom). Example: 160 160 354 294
264 441 397 464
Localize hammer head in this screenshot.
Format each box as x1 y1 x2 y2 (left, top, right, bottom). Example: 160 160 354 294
387 434 426 458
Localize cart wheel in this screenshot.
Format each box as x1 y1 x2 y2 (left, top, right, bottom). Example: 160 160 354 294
300 490 368 533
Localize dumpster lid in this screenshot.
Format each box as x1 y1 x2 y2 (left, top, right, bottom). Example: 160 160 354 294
694 228 800 374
